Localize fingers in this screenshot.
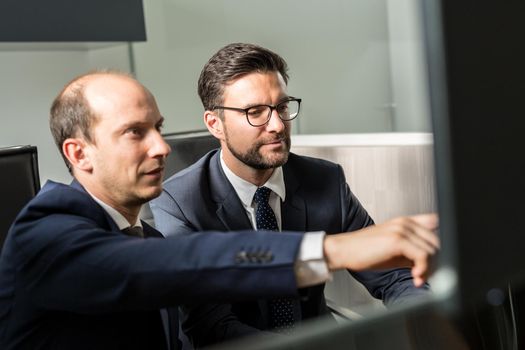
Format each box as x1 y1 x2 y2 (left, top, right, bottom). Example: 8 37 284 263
395 236 434 287
367 214 440 285
325 213 440 287
388 215 439 260
401 221 440 256
398 215 440 286
410 213 439 232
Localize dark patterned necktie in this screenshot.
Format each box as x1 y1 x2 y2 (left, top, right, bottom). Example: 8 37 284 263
253 186 295 333
123 226 144 238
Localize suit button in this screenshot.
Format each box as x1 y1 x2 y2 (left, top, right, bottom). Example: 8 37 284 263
235 251 248 263
261 251 273 263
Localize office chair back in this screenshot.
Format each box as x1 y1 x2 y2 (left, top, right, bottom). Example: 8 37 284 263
140 130 220 227
162 130 221 178
0 145 41 249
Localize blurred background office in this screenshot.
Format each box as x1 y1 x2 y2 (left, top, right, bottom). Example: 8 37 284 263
0 0 431 184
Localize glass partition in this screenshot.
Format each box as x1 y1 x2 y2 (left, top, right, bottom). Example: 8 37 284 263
131 0 431 135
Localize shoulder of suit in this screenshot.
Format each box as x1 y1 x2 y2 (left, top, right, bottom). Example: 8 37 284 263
23 181 108 225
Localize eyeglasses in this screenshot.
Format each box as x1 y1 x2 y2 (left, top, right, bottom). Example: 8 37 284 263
212 97 301 127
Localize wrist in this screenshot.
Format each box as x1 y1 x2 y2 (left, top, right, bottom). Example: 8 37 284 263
323 235 343 271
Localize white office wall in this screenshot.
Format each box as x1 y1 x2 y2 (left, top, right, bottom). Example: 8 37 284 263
133 0 397 134
387 0 431 132
0 45 130 184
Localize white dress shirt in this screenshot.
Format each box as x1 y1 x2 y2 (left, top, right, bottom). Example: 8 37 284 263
220 152 331 287
89 193 142 231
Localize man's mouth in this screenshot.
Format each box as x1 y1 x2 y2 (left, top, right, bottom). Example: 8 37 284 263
144 167 164 176
264 136 285 145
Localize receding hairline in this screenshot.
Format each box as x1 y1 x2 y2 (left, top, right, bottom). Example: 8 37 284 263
58 70 143 101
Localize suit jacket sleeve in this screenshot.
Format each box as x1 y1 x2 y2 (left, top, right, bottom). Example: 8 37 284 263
337 164 432 306
9 182 303 314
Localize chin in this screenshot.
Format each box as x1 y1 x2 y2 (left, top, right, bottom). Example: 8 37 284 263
265 152 289 167
139 186 163 202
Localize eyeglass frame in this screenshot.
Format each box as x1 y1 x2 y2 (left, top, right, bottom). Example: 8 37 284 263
211 97 302 127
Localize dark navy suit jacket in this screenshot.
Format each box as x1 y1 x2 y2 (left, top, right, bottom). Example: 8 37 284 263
0 180 304 350
151 150 430 348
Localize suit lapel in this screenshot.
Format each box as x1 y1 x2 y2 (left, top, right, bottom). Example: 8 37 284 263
281 161 307 232
280 163 307 325
209 152 253 230
70 179 121 232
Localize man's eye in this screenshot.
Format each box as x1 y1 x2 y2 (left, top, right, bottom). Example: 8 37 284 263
248 107 267 117
126 128 142 136
277 103 289 113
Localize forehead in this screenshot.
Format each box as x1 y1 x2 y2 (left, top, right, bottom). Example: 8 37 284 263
222 71 287 103
84 75 159 122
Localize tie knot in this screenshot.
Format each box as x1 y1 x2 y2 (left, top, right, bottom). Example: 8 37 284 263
253 186 272 205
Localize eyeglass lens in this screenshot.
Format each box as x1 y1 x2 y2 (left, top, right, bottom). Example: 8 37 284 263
247 100 300 126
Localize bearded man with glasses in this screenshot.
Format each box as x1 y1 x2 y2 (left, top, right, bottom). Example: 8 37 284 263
151 43 435 348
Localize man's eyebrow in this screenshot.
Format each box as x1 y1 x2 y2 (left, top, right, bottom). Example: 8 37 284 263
118 116 165 130
119 120 147 130
242 96 291 109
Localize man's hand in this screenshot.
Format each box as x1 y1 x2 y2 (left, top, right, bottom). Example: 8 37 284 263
324 214 440 287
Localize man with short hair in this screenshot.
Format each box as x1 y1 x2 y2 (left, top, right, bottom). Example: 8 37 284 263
0 70 437 350
151 43 437 347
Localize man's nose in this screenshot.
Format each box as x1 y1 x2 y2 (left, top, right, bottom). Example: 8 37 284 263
265 108 285 132
149 131 171 158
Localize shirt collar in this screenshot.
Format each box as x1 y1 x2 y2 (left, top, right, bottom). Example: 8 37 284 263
86 190 143 230
219 150 286 207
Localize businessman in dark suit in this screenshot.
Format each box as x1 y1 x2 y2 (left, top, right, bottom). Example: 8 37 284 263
0 70 438 350
151 43 437 348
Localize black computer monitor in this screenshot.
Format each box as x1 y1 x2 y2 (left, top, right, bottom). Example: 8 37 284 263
0 145 41 249
422 0 525 307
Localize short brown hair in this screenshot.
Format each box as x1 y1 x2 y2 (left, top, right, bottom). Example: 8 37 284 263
198 43 289 111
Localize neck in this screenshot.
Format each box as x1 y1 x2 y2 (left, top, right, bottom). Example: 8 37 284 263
113 204 140 226
77 176 141 226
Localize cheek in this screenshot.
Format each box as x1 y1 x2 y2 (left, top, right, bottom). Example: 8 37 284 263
107 152 139 176
228 123 260 143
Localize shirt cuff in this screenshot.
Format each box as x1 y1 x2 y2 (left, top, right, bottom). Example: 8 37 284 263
294 231 333 288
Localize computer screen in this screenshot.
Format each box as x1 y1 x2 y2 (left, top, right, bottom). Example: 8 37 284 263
422 0 525 306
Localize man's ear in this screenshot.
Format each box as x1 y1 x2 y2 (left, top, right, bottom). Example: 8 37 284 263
62 138 93 172
204 111 224 141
